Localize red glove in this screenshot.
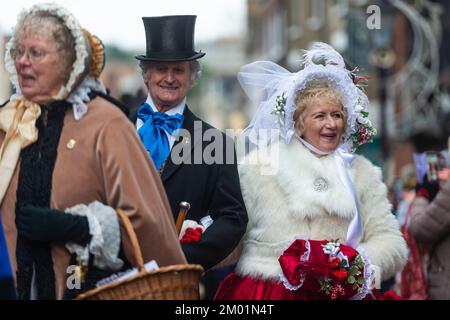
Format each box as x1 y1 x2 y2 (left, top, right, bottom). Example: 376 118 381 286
180 227 203 243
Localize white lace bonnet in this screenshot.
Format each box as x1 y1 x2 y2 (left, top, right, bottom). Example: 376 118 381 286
4 2 106 120
238 42 376 153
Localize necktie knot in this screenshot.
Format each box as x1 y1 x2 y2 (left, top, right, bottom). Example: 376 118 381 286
136 103 184 170
137 103 183 134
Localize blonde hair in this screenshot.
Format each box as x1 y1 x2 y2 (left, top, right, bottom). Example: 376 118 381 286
293 81 347 134
15 12 76 81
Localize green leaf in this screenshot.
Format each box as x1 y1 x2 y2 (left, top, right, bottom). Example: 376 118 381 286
349 266 359 276
357 277 365 285
347 276 356 284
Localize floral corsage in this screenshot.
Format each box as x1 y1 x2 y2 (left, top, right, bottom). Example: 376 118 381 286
279 239 372 300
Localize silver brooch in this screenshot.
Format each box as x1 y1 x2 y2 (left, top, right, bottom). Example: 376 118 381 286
313 177 328 192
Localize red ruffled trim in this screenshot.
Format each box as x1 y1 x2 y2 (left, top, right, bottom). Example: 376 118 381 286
278 239 363 299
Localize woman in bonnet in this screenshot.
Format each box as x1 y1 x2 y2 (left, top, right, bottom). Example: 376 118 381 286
215 42 407 300
0 3 185 299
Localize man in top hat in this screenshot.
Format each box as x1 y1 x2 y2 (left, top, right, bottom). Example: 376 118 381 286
134 15 247 274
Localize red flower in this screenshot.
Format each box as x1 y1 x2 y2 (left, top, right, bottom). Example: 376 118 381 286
328 256 341 269
331 269 348 282
180 227 203 243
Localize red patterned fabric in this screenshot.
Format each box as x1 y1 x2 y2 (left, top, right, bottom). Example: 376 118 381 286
399 203 428 300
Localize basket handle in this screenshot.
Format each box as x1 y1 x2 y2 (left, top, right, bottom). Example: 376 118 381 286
116 208 145 272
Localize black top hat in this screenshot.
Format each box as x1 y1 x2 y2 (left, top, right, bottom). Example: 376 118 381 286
135 15 205 61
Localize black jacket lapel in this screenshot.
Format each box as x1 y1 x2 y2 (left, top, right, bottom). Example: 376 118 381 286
161 106 202 182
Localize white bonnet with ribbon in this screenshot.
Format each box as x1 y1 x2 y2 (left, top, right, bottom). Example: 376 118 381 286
4 2 106 120
239 42 377 153
239 42 378 247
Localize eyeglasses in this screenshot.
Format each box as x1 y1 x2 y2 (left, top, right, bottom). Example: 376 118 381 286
10 46 52 63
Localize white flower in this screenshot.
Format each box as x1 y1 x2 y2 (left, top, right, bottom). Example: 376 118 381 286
357 115 370 126
322 241 341 255
354 104 363 113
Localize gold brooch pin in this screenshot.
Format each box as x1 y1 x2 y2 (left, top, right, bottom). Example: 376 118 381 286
67 139 76 150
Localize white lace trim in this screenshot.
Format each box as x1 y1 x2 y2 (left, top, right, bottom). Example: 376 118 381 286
5 4 88 97
64 201 123 271
67 76 106 120
4 3 106 120
350 245 376 300
278 235 310 291
277 237 375 299
284 65 363 153
239 43 375 153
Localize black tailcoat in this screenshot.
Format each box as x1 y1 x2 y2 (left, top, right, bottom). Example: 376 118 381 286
147 106 248 270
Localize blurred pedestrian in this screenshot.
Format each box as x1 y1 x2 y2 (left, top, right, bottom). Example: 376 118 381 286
409 150 450 299
0 3 185 300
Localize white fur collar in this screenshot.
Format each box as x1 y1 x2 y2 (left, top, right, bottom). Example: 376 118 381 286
256 139 357 220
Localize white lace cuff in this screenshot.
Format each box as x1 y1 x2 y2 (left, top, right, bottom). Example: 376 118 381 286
353 244 378 299
279 239 310 291
64 201 123 271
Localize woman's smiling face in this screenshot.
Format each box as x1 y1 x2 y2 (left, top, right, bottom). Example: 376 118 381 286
301 98 345 154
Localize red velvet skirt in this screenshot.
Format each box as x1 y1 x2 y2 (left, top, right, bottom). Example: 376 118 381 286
214 272 400 300
214 272 325 300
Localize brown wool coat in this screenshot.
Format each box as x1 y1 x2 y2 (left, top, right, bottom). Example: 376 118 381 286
0 96 186 299
410 179 450 299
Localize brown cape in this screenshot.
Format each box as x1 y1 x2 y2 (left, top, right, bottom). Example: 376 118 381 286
0 96 186 299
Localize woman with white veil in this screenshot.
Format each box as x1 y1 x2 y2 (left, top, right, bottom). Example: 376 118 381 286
215 42 407 300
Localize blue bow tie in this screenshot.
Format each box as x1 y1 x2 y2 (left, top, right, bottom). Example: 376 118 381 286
137 103 184 170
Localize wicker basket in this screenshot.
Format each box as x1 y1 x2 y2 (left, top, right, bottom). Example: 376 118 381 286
75 209 204 300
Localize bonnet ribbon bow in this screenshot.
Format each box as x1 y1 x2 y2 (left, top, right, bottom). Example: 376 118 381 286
0 98 41 203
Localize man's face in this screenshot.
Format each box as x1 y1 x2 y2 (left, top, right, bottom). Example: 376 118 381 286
144 61 193 112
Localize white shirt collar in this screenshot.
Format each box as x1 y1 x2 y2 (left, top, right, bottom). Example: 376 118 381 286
145 94 186 116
